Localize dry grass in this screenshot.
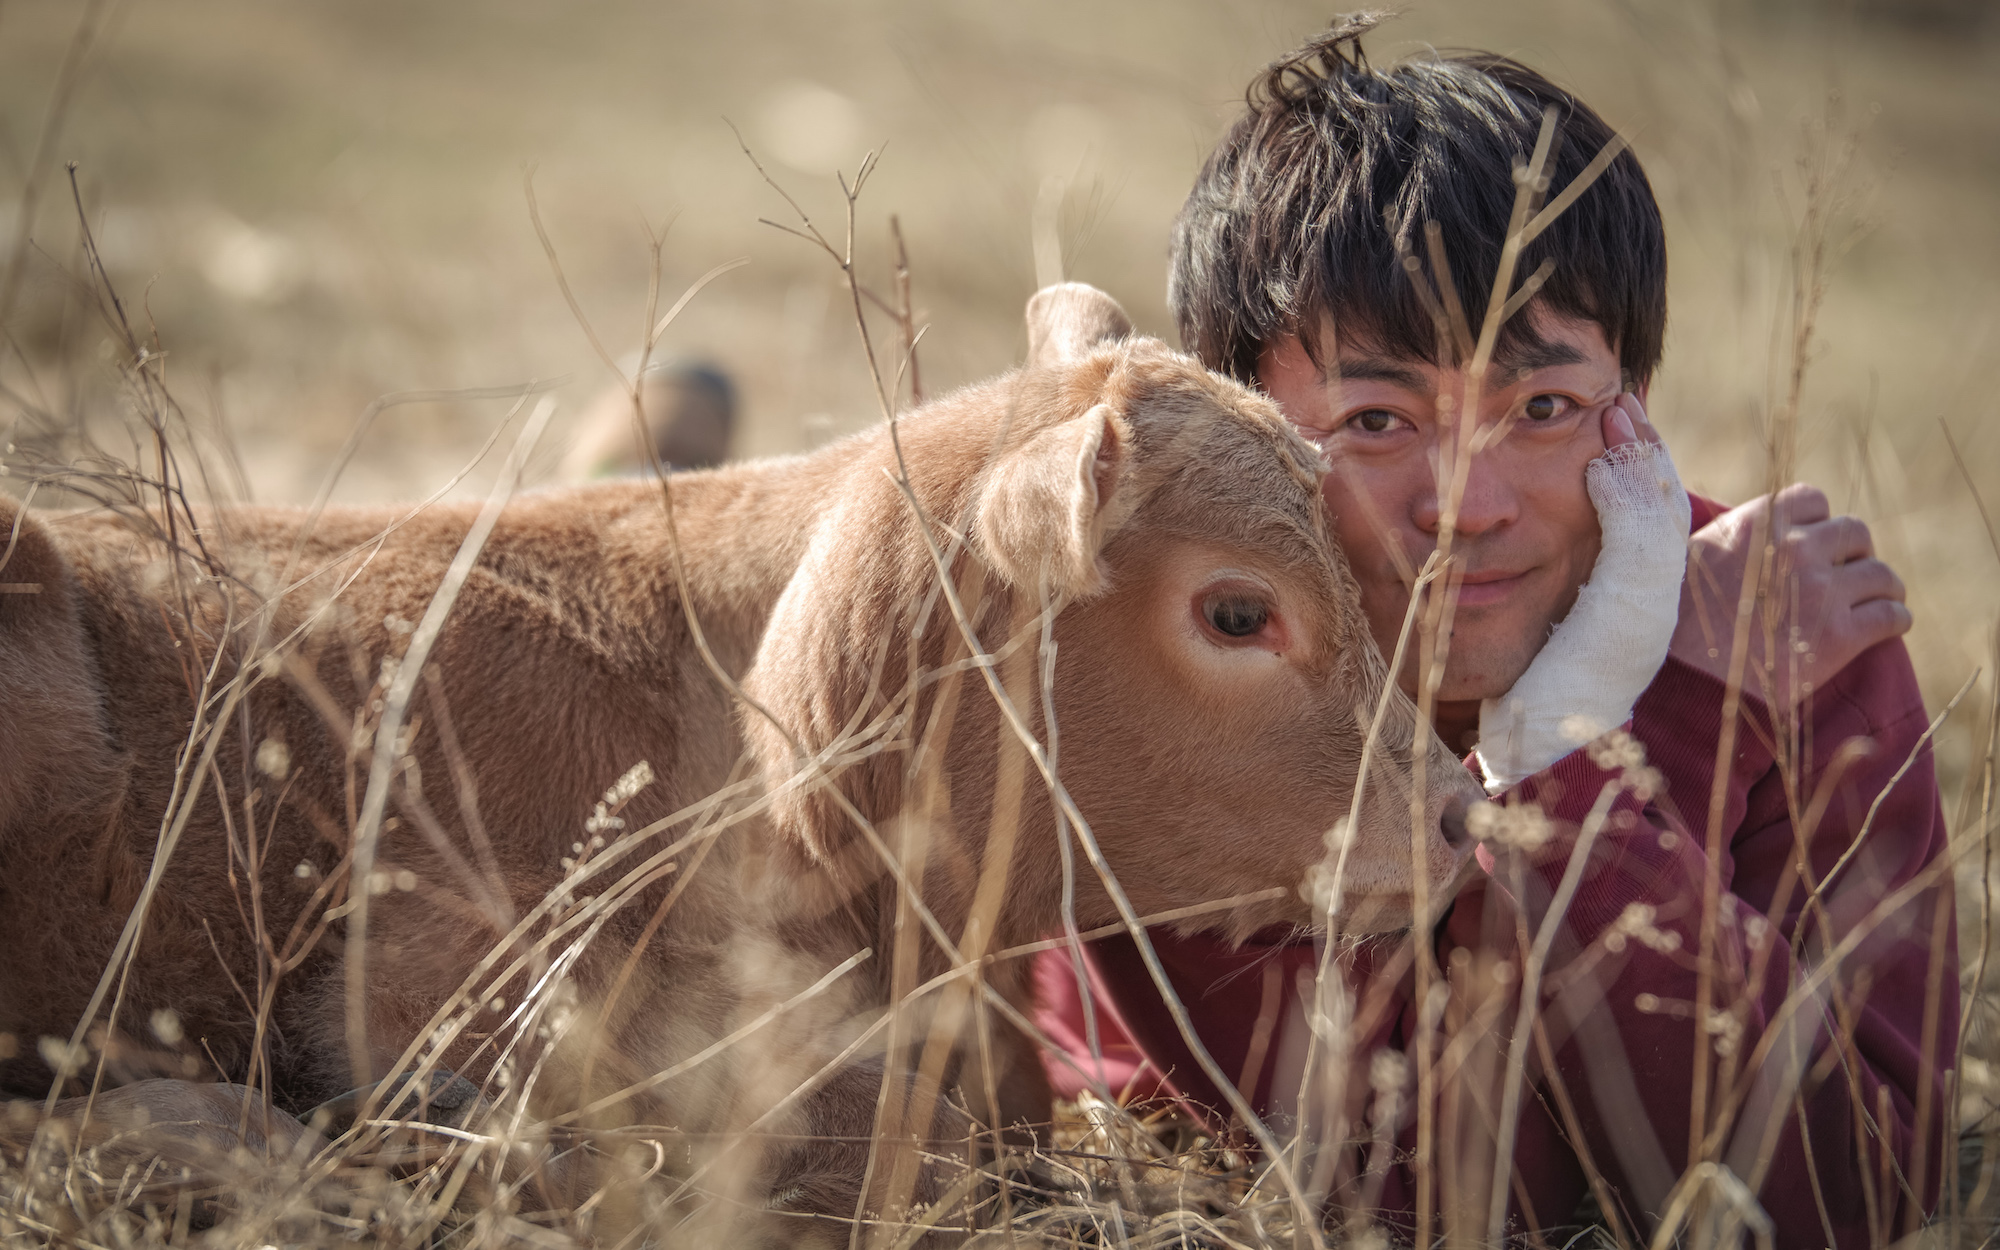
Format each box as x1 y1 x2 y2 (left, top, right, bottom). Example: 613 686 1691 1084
2 2 1998 1247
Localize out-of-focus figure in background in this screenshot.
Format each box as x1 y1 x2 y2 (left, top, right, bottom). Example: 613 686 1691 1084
560 360 736 480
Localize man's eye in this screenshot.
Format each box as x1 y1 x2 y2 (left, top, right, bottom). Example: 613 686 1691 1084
1348 408 1399 434
1522 394 1570 422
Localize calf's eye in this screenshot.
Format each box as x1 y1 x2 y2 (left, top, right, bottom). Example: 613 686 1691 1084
1205 597 1269 638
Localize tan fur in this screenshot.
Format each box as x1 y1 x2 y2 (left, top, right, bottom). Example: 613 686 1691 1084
0 284 1479 1236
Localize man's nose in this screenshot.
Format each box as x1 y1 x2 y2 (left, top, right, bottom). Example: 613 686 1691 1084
1414 448 1520 537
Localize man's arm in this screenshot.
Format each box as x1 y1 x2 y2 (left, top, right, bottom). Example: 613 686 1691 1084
1461 408 1947 1245
1472 444 1936 1240
1473 638 1955 1249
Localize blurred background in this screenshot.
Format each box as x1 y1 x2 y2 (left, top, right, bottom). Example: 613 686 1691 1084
0 0 1995 798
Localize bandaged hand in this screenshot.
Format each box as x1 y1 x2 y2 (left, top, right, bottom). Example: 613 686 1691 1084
1475 396 1691 793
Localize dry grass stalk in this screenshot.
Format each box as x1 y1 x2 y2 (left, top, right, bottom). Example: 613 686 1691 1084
3 22 1998 1250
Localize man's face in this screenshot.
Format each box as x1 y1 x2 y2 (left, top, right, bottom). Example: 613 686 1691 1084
1256 313 1628 709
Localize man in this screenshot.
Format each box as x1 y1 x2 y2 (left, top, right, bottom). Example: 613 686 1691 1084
1035 17 1955 1248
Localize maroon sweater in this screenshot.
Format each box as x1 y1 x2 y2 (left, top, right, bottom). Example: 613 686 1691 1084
1034 498 1958 1248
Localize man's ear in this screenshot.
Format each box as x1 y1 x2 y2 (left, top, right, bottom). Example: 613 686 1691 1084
1025 283 1133 370
974 402 1132 600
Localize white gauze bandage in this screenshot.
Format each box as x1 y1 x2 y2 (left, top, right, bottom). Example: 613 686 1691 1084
1474 440 1691 793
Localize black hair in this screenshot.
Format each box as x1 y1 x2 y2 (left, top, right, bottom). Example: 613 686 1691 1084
1169 13 1666 388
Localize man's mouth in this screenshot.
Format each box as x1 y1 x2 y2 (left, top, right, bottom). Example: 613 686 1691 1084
1449 568 1531 608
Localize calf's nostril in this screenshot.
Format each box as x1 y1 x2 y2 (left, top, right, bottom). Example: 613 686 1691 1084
1439 796 1470 848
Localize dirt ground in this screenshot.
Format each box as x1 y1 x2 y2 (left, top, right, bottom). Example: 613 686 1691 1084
2 0 1996 882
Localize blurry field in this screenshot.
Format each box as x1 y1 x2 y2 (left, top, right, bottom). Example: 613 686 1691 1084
2 0 1999 1226
5 0 1998 974
3 0 1994 680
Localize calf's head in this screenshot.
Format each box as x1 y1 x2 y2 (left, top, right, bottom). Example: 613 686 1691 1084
743 284 1481 946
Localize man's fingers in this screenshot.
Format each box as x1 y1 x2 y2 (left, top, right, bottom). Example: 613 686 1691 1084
1773 481 1831 528
1793 514 1877 566
1838 556 1907 606
1834 515 1876 563
1848 596 1914 644
1601 401 1640 448
1607 393 1664 448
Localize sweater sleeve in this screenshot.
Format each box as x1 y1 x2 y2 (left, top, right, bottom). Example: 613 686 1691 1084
1480 644 1958 1249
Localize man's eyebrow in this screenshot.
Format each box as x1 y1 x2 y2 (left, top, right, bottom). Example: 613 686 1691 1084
1327 354 1430 390
1495 339 1589 376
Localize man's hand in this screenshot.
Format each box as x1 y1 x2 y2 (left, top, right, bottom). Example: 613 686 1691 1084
1475 395 1690 791
1669 483 1911 708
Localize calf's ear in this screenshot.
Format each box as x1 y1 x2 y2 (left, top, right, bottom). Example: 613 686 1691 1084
973 402 1132 600
1025 283 1132 369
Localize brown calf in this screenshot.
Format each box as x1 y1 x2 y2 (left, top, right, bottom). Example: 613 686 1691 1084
0 284 1478 1239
